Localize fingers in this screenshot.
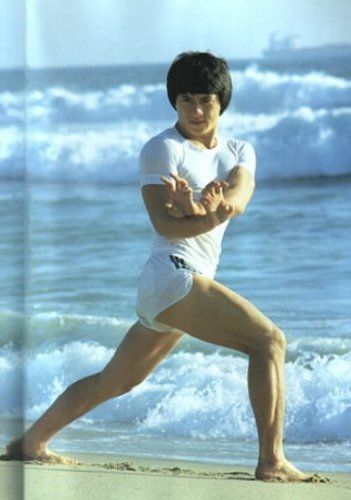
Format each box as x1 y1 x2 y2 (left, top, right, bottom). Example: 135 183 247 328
202 180 228 195
161 174 191 194
170 173 185 183
162 176 228 196
201 181 216 195
206 185 223 198
161 173 197 218
170 173 191 193
161 175 175 193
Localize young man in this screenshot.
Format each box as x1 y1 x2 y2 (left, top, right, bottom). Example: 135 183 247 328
3 52 326 482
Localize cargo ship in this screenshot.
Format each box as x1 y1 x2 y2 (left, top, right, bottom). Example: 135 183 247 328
263 33 351 61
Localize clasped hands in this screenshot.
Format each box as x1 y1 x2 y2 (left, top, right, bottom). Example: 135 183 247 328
161 173 234 223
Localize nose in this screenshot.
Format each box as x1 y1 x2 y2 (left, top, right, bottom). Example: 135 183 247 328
190 102 204 116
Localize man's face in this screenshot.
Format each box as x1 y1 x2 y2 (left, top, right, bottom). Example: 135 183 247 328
175 93 221 139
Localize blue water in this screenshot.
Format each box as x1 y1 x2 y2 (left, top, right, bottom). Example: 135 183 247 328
0 59 350 472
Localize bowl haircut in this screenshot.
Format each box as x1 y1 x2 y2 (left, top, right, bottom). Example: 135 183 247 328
166 51 233 115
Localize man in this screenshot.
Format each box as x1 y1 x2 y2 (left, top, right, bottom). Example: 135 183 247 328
3 52 326 482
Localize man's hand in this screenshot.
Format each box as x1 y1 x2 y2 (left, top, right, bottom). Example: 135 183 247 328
200 181 228 212
161 174 234 225
200 181 234 224
161 174 207 217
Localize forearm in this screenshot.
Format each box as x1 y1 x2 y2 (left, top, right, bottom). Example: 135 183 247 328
223 187 246 215
223 174 255 216
156 211 219 239
142 183 231 240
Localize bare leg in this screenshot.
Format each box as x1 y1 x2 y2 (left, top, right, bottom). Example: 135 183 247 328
156 275 328 482
3 322 182 464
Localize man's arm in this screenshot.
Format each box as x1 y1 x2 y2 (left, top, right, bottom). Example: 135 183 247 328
142 184 230 239
141 165 254 239
222 166 255 216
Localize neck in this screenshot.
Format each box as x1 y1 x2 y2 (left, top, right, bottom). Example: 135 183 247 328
175 122 218 149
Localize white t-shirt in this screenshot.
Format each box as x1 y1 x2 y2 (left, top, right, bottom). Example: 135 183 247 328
138 126 256 278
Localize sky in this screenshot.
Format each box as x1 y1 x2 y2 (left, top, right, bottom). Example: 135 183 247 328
1 0 350 69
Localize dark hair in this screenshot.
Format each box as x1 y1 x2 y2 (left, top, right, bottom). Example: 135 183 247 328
166 51 232 115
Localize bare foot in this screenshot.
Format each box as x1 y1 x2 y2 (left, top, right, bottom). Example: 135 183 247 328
255 458 330 482
1 438 78 466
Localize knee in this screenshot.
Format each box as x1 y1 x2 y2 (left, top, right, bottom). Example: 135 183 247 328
117 376 145 397
98 371 145 400
261 325 286 355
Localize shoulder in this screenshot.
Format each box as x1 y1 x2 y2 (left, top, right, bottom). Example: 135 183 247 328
140 127 184 160
138 128 184 182
220 137 256 176
222 138 256 162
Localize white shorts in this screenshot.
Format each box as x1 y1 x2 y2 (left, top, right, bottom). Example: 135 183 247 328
136 253 203 332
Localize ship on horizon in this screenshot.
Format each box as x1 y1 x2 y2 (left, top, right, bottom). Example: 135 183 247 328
263 33 351 61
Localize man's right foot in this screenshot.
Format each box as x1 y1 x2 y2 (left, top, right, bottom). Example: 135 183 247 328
1 438 78 465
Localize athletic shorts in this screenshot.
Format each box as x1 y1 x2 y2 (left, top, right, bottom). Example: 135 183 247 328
136 253 203 333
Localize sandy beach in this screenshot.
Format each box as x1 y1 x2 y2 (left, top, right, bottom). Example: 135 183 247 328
1 450 350 500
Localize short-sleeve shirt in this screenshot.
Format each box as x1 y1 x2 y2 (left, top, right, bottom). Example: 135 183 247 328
139 126 256 277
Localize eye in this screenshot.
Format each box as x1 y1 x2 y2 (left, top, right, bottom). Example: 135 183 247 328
202 96 214 104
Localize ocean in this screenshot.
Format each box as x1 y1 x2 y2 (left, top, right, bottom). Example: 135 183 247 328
0 58 350 472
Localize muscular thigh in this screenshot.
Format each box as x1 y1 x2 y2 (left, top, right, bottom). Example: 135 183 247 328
156 275 276 354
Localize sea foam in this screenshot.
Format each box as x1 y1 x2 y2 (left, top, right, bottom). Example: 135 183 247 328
1 66 350 183
1 311 350 445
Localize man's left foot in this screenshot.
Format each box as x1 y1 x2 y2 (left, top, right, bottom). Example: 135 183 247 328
255 458 330 482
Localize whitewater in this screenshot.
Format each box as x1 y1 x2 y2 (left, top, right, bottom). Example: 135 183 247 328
1 64 351 183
